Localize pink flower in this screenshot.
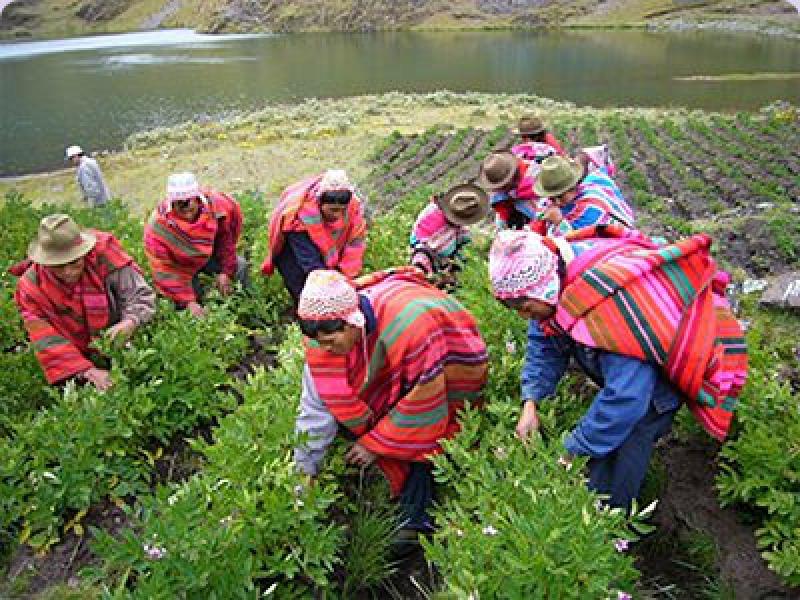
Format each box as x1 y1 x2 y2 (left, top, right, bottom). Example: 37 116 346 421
617 592 632 600
505 340 517 354
143 543 167 560
614 539 630 553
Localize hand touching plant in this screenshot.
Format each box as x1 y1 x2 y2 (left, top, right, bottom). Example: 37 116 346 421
107 318 136 342
345 443 377 467
516 400 540 440
216 273 232 296
82 366 113 391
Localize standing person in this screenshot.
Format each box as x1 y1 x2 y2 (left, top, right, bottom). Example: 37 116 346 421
488 227 748 510
479 152 540 230
65 145 111 208
409 183 488 288
511 115 566 159
293 268 488 532
11 214 155 390
144 173 247 318
261 169 367 303
533 155 634 237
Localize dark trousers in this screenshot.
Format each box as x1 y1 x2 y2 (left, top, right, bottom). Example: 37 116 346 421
587 401 677 511
399 462 435 532
191 254 249 300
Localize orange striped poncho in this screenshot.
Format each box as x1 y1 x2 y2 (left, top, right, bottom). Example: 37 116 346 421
13 232 136 384
260 175 367 278
305 267 488 495
144 190 242 304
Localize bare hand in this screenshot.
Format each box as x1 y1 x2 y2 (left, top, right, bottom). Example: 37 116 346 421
83 367 113 391
107 318 136 342
216 273 232 296
345 443 377 467
543 206 563 225
187 301 206 318
516 401 540 441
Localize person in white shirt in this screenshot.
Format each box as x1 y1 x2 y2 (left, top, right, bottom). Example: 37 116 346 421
65 145 111 208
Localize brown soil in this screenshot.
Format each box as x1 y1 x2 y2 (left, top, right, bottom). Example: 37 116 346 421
637 433 800 600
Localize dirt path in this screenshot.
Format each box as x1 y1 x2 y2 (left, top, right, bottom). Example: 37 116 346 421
140 0 183 30
639 434 800 599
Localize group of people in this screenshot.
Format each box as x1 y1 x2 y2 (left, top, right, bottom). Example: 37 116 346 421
13 115 748 540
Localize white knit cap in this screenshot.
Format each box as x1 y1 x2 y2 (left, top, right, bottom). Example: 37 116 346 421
297 270 365 327
65 145 83 159
317 169 353 195
166 172 205 205
488 230 561 304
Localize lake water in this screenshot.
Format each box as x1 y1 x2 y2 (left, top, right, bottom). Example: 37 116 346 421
1 28 798 176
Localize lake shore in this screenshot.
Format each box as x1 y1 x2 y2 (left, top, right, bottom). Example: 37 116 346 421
0 91 722 213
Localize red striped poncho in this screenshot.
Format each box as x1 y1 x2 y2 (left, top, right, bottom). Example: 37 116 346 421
13 232 136 384
143 190 242 304
304 267 488 495
261 175 367 278
544 225 747 440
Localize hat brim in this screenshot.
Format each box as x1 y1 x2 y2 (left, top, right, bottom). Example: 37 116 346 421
516 127 546 136
28 231 96 266
439 184 490 227
532 162 584 198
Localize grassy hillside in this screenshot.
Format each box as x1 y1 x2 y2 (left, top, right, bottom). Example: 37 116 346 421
1 0 798 39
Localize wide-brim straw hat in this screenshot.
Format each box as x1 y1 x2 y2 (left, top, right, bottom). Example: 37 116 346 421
478 152 519 190
516 115 546 136
438 183 489 226
28 214 96 266
532 156 584 198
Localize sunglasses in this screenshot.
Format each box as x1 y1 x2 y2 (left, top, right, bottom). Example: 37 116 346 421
319 190 352 206
298 318 347 339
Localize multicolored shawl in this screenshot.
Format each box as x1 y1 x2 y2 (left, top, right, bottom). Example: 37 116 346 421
13 232 135 384
542 169 635 236
305 267 489 495
410 200 469 260
543 225 747 440
143 190 242 304
261 175 367 278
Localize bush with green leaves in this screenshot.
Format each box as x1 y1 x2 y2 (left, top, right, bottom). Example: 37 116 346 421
91 329 342 598
717 320 800 585
0 302 249 552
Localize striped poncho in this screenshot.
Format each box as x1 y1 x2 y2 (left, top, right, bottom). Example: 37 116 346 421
409 200 470 272
261 175 367 278
143 191 242 304
540 168 634 237
491 158 540 229
305 267 489 495
544 225 747 440
13 232 135 384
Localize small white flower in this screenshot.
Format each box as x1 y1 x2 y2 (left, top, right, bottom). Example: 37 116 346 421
482 525 499 536
455 529 464 537
614 539 630 553
493 447 508 460
505 340 516 354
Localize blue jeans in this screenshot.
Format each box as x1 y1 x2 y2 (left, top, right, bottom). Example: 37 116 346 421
587 399 677 511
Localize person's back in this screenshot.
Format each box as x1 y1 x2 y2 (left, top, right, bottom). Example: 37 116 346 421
76 156 111 207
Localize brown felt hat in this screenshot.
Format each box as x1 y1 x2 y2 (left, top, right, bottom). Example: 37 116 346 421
517 115 546 136
478 152 519 190
532 156 584 198
438 183 489 227
28 214 96 266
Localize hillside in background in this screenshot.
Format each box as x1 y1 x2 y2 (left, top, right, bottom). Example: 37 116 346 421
1 0 799 39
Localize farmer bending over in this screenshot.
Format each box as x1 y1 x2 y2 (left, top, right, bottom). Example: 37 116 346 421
12 214 155 390
261 169 367 303
294 268 488 533
488 227 747 510
144 173 247 318
409 183 488 290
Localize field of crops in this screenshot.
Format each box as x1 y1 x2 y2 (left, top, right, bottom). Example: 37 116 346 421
1 101 799 599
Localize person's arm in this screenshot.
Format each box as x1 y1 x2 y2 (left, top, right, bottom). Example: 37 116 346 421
521 320 571 404
106 265 157 329
563 352 656 458
294 363 339 476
